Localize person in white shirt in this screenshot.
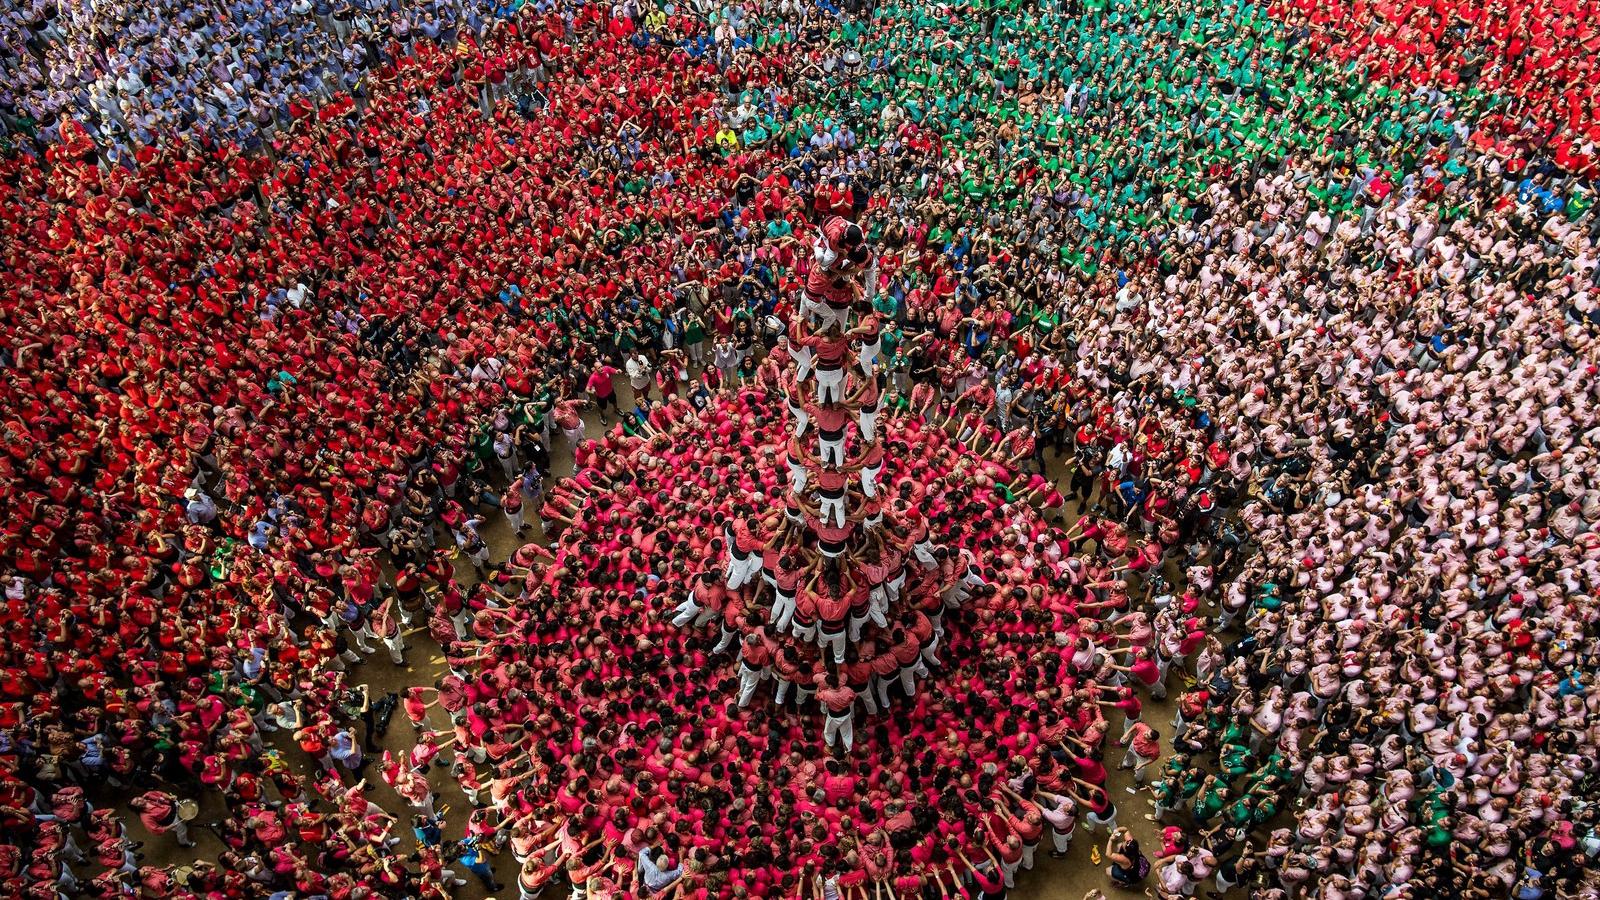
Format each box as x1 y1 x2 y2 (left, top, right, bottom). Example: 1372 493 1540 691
625 352 654 403
185 487 219 525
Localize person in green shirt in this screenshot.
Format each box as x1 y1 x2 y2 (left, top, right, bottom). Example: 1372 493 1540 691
1192 774 1229 824
681 311 708 367
1219 740 1253 778
1222 795 1256 829
1149 775 1182 820
1568 188 1594 222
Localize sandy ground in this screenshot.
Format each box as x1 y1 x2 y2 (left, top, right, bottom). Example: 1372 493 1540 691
117 387 1180 900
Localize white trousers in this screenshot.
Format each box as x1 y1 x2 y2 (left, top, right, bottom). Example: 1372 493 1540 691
385 632 406 665
859 410 879 442
868 588 889 627
873 675 891 709
899 664 918 697
815 366 844 404
1084 807 1117 834
673 594 715 628
857 684 879 715
737 663 766 707
849 610 871 642
775 678 813 706
788 458 807 491
823 711 854 751
789 397 810 436
726 553 759 590
858 337 881 376
820 493 846 527
1001 855 1019 888
772 589 796 631
819 433 845 466
820 628 846 664
790 345 816 381
808 300 850 331
861 463 881 497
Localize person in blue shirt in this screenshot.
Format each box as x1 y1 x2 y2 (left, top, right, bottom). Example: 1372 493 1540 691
265 369 297 395
636 846 684 894
1517 174 1561 214
498 283 524 314
79 734 106 775
412 814 444 848
453 838 501 892
960 319 990 360
248 519 275 551
1557 664 1584 698
1117 478 1145 512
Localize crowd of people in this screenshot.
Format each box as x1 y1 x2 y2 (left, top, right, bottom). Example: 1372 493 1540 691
0 0 1598 895
476 382 1126 897
0 0 521 155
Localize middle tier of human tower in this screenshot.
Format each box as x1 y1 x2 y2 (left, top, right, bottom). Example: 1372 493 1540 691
693 214 976 714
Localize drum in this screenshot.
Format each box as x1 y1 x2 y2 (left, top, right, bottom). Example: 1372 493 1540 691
176 799 199 822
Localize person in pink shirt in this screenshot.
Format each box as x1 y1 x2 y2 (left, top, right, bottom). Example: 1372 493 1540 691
586 364 622 424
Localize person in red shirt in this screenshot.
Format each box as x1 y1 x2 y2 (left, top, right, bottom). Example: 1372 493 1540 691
736 628 773 709
816 672 856 751
128 791 192 848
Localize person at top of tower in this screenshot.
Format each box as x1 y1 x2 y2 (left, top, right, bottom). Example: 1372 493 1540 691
812 216 867 274
805 217 870 329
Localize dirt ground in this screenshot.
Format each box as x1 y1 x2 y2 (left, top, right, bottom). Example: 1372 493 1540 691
120 389 1180 900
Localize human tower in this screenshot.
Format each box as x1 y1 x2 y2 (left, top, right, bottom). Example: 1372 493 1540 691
682 216 979 750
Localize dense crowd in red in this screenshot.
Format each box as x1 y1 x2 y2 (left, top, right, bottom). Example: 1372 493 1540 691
0 9 815 894
1274 0 1600 176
